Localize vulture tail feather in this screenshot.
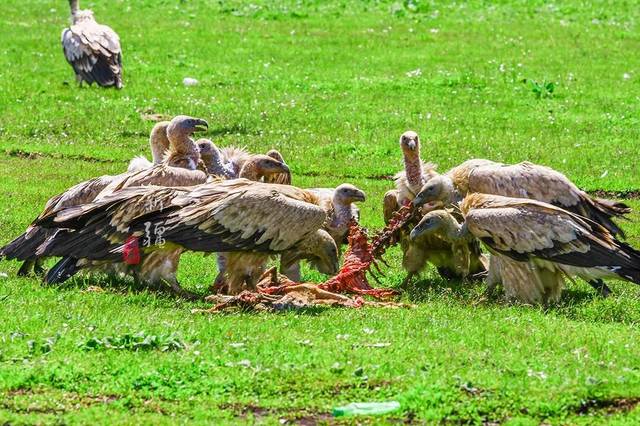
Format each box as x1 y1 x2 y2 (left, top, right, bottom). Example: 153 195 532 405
45 257 79 285
588 198 631 238
0 228 52 261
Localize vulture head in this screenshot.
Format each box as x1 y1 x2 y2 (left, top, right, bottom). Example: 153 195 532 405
400 130 420 155
167 115 208 144
412 175 454 210
281 229 339 276
196 139 220 161
240 154 290 181
333 184 366 205
410 210 459 241
266 149 285 163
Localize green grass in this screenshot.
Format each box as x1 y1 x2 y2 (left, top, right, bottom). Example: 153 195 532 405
1 0 640 423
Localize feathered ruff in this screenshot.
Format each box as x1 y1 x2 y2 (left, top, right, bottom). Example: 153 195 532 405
127 155 152 173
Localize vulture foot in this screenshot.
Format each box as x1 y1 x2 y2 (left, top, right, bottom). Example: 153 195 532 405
210 273 228 295
588 279 612 298
400 272 417 289
161 279 202 301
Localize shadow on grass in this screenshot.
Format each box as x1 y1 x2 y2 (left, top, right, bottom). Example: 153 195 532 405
392 269 640 324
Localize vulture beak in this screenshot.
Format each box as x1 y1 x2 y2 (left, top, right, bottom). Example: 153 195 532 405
194 119 208 133
280 163 290 174
330 259 340 275
407 140 417 151
409 225 424 241
352 190 366 202
412 193 426 208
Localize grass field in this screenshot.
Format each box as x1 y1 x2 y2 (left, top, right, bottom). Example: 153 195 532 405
1 0 640 424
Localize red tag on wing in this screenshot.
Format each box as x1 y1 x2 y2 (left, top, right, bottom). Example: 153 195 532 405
122 236 140 265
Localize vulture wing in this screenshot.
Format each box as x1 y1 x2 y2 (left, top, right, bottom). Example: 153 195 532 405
96 165 207 199
464 198 640 281
153 181 326 252
61 21 122 88
468 162 629 236
37 181 327 260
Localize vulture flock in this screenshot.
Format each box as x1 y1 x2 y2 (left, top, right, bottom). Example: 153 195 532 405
1 118 638 306
2 1 637 307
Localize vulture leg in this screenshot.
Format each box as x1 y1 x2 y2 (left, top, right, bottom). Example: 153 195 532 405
588 279 612 298
401 272 417 288
17 260 35 277
33 258 46 276
18 258 46 277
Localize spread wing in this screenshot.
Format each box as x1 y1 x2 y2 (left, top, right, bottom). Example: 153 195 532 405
61 21 122 87
36 181 327 260
160 181 326 252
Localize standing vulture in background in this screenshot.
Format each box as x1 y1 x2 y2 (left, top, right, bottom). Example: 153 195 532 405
411 193 640 304
413 160 630 238
0 116 208 278
33 180 339 297
382 131 484 285
62 0 123 88
127 121 171 173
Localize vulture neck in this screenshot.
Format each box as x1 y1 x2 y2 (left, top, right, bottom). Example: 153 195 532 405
149 122 170 165
443 219 470 242
331 196 354 225
69 0 79 15
150 137 170 166
167 131 200 169
202 151 231 178
403 152 424 192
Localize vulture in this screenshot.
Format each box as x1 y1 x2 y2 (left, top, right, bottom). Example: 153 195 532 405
62 0 123 89
382 131 483 285
411 193 640 304
34 180 339 297
0 116 208 278
206 152 291 292
413 159 630 238
196 139 236 179
408 209 488 280
309 184 366 248
280 184 366 282
100 116 209 195
127 121 171 173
